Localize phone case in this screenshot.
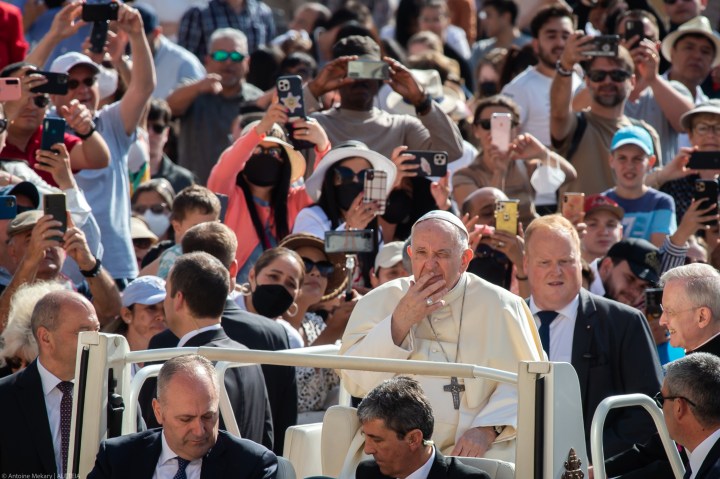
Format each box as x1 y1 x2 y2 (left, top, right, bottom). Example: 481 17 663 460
30 71 69 95
495 200 519 236
89 21 109 54
587 35 620 57
624 20 645 43
562 193 585 220
404 151 448 177
693 179 719 226
277 75 305 120
0 196 17 221
687 151 720 170
0 78 22 101
41 118 66 152
362 170 387 215
43 193 67 242
491 113 512 152
82 2 119 22
347 61 389 80
324 230 375 253
645 288 663 319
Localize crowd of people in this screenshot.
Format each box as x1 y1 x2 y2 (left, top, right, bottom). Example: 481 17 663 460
0 0 720 477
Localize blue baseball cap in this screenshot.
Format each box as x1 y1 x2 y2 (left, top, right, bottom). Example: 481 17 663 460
122 276 166 307
610 125 654 156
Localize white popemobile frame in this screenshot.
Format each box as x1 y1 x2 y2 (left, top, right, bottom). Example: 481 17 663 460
65 331 684 479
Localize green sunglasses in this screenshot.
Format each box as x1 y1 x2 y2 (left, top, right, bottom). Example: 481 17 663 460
211 50 246 63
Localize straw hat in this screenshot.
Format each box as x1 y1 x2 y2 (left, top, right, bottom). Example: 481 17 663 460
279 233 348 301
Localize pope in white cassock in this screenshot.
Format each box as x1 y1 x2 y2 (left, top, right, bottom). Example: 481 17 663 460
340 210 543 465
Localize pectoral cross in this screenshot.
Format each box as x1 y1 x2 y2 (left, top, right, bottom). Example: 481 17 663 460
443 376 465 410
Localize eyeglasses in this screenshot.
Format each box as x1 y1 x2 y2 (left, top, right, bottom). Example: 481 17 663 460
693 123 720 136
132 203 169 215
663 0 692 4
252 145 284 159
0 118 7 134
67 77 96 90
586 69 632 82
33 95 50 108
659 305 700 317
334 166 371 184
133 238 154 249
474 118 519 130
210 50 246 63
653 392 697 409
301 257 335 277
149 123 168 134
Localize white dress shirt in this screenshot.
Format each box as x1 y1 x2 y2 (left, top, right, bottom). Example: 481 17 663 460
529 294 580 363
687 427 720 479
177 324 224 347
37 358 73 475
152 430 203 479
404 446 436 479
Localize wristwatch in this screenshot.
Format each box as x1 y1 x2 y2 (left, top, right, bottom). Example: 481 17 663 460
555 60 574 77
80 257 102 278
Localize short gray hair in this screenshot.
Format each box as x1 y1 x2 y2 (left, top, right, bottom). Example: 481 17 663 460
1 282 65 366
157 354 218 401
660 264 720 321
665 353 720 428
209 28 248 54
30 290 89 338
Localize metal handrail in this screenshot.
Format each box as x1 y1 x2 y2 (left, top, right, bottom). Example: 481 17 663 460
590 393 685 479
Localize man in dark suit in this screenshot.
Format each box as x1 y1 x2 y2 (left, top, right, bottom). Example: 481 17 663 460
145 221 296 454
523 215 663 457
0 291 100 476
153 251 273 448
356 376 489 479
88 354 277 479
596 263 720 479
661 353 720 479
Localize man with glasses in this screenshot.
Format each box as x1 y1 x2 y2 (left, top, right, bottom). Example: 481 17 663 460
550 33 662 195
0 63 110 188
27 2 156 291
147 99 196 194
167 28 262 184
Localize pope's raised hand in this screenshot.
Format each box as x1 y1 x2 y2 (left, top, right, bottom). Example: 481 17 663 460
390 272 448 345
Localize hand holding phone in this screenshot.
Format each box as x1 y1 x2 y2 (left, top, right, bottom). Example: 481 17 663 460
30 71 69 95
347 60 390 80
43 193 67 242
362 169 388 215
0 196 17 220
0 78 22 101
82 2 119 22
404 151 448 177
562 193 585 222
491 113 512 152
494 199 519 236
325 230 375 253
41 118 66 155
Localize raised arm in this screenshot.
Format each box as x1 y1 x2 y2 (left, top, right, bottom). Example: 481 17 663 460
551 32 593 145
24 1 85 68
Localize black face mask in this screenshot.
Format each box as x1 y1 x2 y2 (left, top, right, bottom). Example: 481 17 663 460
242 154 283 187
336 183 364 211
479 81 498 97
382 189 413 225
251 284 294 318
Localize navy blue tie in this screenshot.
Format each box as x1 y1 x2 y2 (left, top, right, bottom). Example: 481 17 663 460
174 457 190 479
683 465 692 479
537 311 559 356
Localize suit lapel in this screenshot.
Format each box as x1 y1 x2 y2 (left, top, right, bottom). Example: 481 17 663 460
17 361 58 474
427 451 449 479
134 431 163 479
571 290 596 406
200 431 227 479
695 436 720 479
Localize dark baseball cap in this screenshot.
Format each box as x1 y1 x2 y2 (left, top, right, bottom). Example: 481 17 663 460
133 3 159 35
0 181 40 210
332 35 381 60
606 238 660 284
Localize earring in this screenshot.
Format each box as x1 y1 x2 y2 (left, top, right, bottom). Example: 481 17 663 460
239 283 252 296
286 302 299 317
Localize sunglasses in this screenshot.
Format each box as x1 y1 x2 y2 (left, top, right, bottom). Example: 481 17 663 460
334 166 370 185
662 0 692 4
252 145 284 159
211 50 246 63
149 123 168 134
474 118 519 130
302 257 335 277
33 95 50 108
133 203 169 215
133 238 154 249
67 77 96 90
0 118 6 134
653 391 697 409
586 69 632 82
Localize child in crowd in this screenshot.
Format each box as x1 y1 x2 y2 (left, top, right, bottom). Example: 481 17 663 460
603 126 676 248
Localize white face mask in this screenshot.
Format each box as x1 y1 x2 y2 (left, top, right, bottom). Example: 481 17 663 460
143 210 170 237
530 160 565 195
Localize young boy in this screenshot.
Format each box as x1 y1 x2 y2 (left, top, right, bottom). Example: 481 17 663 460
603 126 676 248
